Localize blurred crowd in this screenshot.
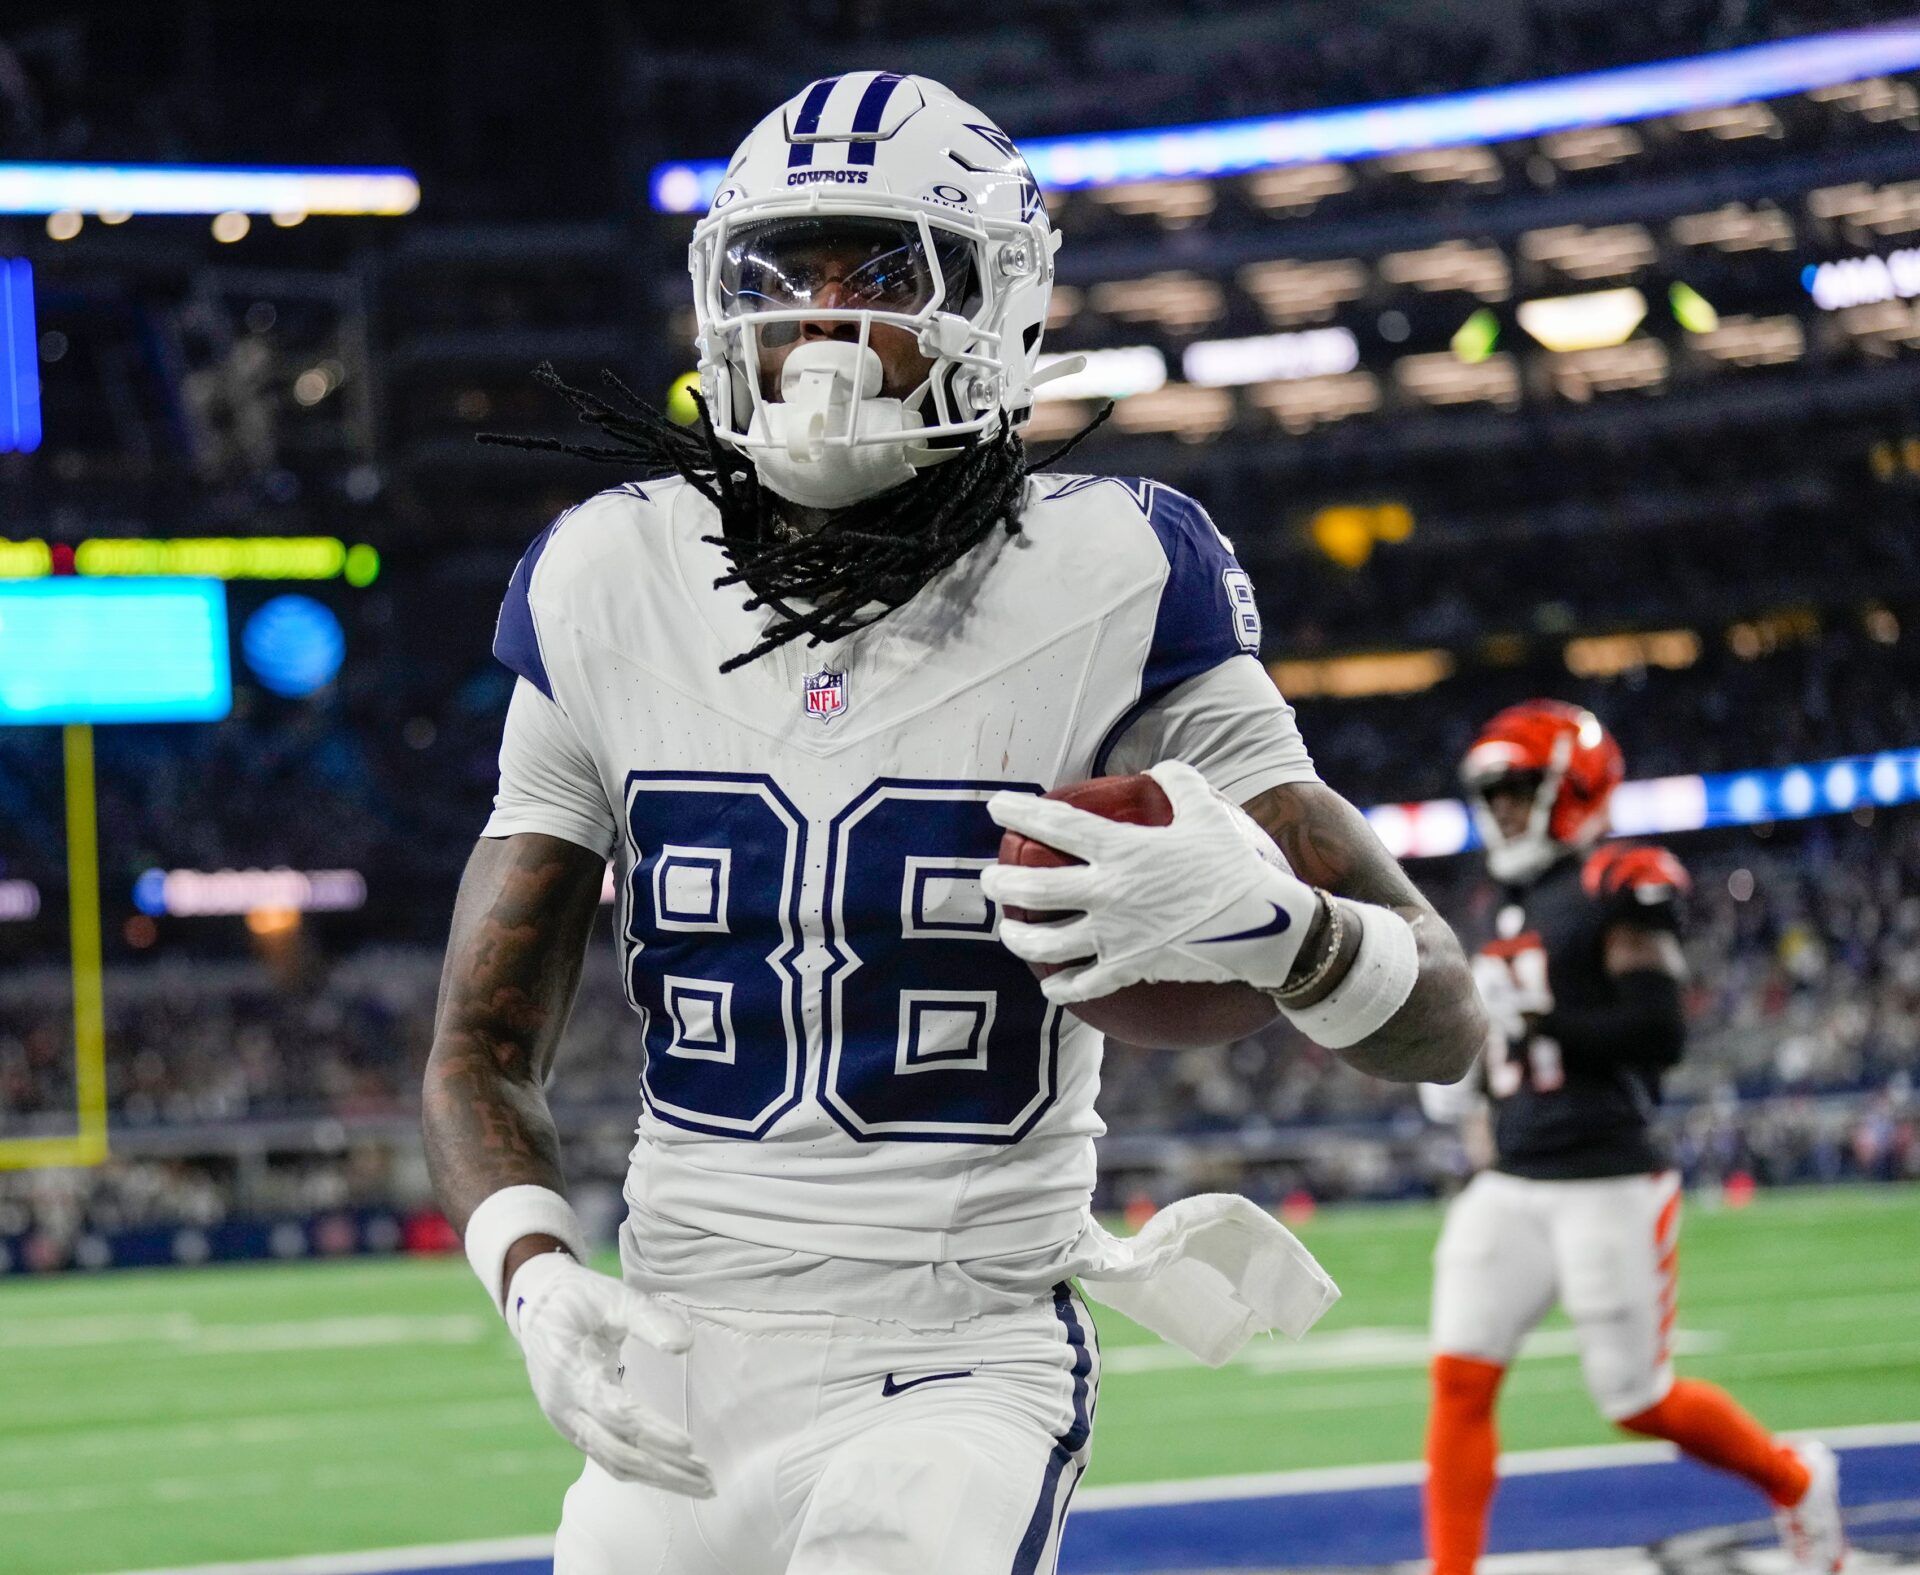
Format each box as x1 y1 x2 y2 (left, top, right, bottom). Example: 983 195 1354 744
4 806 1916 1261
2 576 1915 940
1296 616 1920 805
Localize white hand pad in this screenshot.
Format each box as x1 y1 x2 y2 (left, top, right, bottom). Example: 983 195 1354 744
982 760 1318 1005
1078 1193 1341 1366
507 1251 715 1498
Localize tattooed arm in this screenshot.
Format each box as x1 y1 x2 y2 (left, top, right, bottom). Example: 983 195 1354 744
1242 781 1486 1084
422 831 607 1301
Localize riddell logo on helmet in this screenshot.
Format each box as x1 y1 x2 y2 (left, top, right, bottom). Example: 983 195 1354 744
787 168 869 186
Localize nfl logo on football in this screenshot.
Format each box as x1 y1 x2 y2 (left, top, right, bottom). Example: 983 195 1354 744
802 667 848 723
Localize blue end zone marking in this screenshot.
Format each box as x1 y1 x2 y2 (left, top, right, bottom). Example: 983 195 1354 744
185 1435 1917 1575
382 1566 547 1575
1059 1438 1920 1571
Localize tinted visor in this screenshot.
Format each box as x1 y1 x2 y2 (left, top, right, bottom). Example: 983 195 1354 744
716 215 980 321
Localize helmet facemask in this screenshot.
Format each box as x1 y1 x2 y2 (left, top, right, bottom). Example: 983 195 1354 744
693 200 1032 509
1464 737 1574 885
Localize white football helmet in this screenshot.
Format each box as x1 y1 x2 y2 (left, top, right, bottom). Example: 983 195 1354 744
688 71 1060 508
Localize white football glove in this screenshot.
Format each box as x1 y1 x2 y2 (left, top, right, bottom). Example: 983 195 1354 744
982 760 1320 1005
507 1251 715 1497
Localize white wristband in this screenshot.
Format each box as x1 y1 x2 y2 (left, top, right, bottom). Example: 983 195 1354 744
1281 900 1419 1050
462 1184 588 1313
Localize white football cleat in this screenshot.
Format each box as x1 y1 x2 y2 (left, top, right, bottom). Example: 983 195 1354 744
1773 1439 1846 1573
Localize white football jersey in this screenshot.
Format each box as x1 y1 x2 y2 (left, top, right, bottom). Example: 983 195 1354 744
482 471 1317 1287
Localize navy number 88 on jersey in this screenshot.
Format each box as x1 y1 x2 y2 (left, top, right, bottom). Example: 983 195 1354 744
621 771 1061 1145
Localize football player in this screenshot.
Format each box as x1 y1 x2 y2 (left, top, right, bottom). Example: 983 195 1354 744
422 72 1486 1575
1420 700 1846 1575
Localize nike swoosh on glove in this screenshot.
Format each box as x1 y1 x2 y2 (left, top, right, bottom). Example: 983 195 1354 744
508 1251 715 1497
982 759 1320 1005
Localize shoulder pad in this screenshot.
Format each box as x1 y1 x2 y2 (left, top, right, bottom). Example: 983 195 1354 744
1581 844 1691 904
492 484 668 697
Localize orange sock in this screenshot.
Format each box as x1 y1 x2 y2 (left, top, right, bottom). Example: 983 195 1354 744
1619 1379 1811 1506
1425 1354 1504 1575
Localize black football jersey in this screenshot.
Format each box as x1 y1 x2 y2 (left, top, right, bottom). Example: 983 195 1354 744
1472 844 1688 1180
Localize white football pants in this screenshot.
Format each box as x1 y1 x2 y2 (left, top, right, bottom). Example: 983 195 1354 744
1430 1168 1681 1420
554 1284 1099 1575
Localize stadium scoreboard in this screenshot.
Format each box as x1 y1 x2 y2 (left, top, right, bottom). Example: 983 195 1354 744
0 577 231 725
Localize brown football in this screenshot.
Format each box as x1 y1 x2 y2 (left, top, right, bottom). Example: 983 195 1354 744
996 773 1281 1048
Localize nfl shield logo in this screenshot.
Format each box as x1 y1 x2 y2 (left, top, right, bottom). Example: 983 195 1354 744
802 667 848 723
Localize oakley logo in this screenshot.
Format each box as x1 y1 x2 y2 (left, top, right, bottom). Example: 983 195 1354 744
787 169 869 187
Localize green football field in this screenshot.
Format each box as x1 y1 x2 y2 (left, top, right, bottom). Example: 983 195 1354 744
7 1184 1919 1575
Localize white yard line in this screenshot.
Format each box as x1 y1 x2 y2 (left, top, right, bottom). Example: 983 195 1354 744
0 1312 492 1354
1098 1324 1723 1376
104 1538 556 1575
0 1398 534 1468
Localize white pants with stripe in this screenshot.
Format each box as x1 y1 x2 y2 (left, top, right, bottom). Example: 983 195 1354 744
554 1284 1099 1575
1430 1168 1681 1420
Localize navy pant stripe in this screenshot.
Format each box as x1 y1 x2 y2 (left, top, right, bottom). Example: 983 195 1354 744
846 72 904 166
1010 1285 1098 1574
786 76 841 167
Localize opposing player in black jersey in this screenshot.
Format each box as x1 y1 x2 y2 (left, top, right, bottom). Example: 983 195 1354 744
1419 701 1846 1575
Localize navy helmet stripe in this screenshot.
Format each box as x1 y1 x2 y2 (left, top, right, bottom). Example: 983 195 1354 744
846 72 904 166
786 76 842 168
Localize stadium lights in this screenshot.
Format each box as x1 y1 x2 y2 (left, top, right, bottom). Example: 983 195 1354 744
1272 644 1446 697
1108 384 1235 441
0 579 231 726
1805 248 1920 310
1032 346 1166 402
1563 629 1700 679
1450 309 1499 364
1182 327 1358 387
1690 314 1804 366
1366 746 1920 859
1670 203 1795 253
647 23 1920 211
1517 287 1648 352
0 164 420 217
1669 281 1721 333
1249 372 1381 434
132 866 367 918
2 259 42 455
1088 273 1224 330
1239 259 1369 327
1378 241 1510 301
0 879 40 922
0 536 380 583
1518 224 1657 283
1394 351 1522 410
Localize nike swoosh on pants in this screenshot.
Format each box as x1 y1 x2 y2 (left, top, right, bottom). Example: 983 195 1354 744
881 1369 974 1397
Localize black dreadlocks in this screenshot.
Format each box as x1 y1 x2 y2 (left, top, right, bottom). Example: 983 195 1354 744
480 364 1112 672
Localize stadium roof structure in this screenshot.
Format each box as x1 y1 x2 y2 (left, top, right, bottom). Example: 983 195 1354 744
649 23 1920 211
